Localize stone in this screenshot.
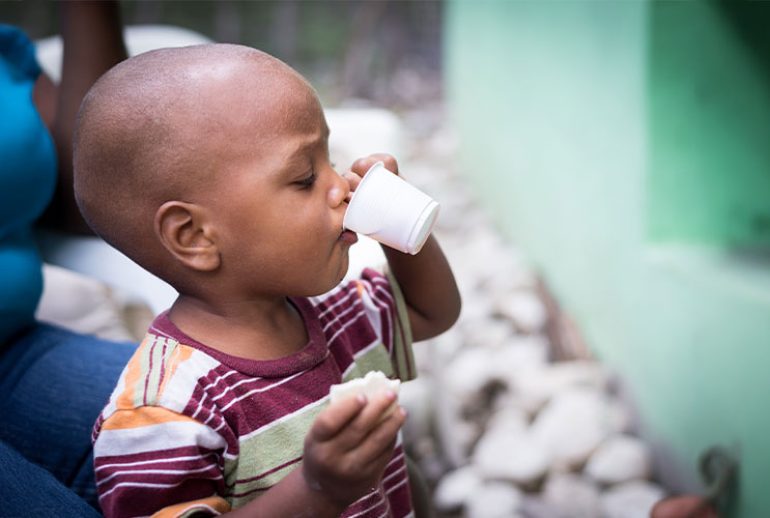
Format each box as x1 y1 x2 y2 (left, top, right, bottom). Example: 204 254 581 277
487 335 550 387
473 428 550 486
542 472 602 518
530 388 614 470
484 406 529 438
397 378 433 446
585 434 653 486
600 480 666 518
465 481 524 518
432 464 482 512
512 361 610 417
494 291 548 334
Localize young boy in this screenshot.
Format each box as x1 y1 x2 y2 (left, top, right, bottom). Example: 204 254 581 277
74 43 460 518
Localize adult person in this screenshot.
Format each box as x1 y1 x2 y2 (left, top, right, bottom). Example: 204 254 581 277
0 2 136 515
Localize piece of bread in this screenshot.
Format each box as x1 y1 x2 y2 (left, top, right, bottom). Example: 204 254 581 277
329 371 400 416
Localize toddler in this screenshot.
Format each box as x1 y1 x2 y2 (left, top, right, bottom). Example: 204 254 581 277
75 43 460 517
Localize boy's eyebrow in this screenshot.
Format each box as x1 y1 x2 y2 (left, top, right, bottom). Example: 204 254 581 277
283 127 330 169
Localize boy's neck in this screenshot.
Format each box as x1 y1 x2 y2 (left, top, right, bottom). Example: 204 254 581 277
167 294 309 361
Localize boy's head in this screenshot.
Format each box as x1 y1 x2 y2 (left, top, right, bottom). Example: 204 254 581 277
74 44 354 301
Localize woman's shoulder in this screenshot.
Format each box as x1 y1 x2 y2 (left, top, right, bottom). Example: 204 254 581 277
0 24 41 79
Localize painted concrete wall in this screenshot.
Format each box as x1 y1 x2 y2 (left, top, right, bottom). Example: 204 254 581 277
445 1 770 515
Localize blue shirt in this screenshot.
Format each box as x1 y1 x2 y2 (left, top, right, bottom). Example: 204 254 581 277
0 25 57 343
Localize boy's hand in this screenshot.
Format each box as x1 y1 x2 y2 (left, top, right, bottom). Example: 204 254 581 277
302 390 406 510
344 153 400 201
345 153 461 343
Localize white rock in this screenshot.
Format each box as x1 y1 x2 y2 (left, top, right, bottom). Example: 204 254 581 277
485 407 529 438
397 378 433 445
585 435 652 486
426 326 465 365
431 382 480 467
487 336 550 385
432 465 482 512
473 428 549 486
530 388 614 470
462 319 515 349
441 347 495 402
494 291 548 333
465 482 524 518
599 480 665 518
512 361 610 416
542 473 602 518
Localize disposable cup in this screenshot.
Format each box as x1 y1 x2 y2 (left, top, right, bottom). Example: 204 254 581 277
343 161 439 255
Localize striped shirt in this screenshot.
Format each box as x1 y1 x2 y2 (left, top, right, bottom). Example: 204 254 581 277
92 268 415 518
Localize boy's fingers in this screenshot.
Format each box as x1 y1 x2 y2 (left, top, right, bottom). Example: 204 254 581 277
311 395 365 441
335 391 400 451
350 154 399 176
350 157 376 176
341 171 362 202
352 407 406 463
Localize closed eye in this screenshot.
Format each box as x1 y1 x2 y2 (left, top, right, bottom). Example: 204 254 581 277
295 172 317 189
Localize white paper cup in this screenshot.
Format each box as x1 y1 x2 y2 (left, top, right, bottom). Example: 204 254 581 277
343 161 439 255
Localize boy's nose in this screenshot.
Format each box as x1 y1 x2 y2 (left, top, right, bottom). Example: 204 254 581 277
327 170 350 207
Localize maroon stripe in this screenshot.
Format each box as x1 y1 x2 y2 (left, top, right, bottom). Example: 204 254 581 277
232 455 302 486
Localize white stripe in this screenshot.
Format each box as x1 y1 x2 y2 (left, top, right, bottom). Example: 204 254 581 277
94 420 226 457
327 308 367 345
192 371 240 419
382 464 407 486
96 452 217 472
211 375 263 402
97 464 218 487
192 370 238 423
100 476 222 499
322 299 362 333
344 496 388 518
219 370 305 412
318 288 358 320
384 476 409 496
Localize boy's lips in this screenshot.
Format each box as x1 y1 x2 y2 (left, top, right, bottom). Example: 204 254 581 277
339 229 358 245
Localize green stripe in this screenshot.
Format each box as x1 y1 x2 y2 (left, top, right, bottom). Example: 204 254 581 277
386 269 415 381
133 338 154 407
225 399 326 494
145 336 167 403
348 343 394 381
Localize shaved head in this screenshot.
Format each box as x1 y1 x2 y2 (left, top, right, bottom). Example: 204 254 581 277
74 44 318 285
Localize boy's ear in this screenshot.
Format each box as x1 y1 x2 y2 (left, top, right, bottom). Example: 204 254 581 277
154 201 221 272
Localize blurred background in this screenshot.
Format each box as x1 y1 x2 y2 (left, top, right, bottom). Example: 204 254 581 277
5 1 770 517
1 0 444 109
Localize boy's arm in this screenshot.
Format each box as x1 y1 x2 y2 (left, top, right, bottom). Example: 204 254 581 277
349 155 461 342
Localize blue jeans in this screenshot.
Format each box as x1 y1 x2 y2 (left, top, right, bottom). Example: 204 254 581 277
0 323 136 515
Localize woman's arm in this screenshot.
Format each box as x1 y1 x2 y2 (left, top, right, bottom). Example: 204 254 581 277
42 0 127 234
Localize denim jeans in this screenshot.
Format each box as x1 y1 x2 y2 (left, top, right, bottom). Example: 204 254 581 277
0 323 136 514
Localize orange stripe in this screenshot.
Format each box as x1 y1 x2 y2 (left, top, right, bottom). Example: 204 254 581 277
157 342 194 399
100 405 197 431
151 495 230 517
115 336 152 410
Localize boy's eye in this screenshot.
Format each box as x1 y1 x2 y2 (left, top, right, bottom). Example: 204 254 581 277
295 172 317 189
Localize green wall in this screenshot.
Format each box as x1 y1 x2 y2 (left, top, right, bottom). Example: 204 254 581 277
445 1 770 516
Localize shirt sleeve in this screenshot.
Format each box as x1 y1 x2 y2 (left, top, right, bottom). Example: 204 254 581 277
0 24 41 79
356 267 415 382
93 405 230 518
